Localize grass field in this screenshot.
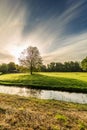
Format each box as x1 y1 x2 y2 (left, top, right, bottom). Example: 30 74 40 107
0 72 87 92
0 93 87 130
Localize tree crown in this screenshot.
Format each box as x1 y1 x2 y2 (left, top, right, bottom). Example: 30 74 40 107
19 46 42 74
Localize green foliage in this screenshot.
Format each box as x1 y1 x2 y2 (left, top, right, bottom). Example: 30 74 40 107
0 62 29 74
51 125 60 130
78 121 86 130
0 63 8 73
0 56 86 74
42 61 81 72
55 114 67 122
81 56 87 71
8 62 16 73
16 65 28 73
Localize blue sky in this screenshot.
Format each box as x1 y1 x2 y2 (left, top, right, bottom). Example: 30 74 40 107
0 0 87 64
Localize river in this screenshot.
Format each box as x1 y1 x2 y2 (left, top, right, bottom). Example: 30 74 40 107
0 85 87 104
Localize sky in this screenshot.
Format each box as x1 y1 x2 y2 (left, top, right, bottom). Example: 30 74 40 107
0 0 87 64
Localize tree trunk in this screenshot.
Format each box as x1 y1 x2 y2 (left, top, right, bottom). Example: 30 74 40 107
30 69 32 75
30 63 33 75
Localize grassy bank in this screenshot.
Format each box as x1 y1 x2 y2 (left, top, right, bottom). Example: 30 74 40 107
0 72 87 92
0 94 87 130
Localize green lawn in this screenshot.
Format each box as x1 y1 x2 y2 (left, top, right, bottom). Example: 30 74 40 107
0 72 87 92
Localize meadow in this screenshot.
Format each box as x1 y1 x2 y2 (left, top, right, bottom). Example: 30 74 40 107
0 72 87 92
0 94 87 130
0 73 87 129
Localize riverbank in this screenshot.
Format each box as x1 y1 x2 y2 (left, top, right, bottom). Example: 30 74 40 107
0 93 87 130
0 72 87 93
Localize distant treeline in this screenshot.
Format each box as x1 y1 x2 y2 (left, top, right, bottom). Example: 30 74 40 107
0 56 87 73
0 62 28 74
41 61 82 72
41 56 87 72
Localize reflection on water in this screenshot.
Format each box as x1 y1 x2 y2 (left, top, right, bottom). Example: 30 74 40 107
0 85 87 104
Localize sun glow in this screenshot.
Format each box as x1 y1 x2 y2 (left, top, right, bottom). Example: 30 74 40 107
9 45 27 63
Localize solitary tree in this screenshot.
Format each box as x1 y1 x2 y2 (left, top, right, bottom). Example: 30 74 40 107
19 46 42 74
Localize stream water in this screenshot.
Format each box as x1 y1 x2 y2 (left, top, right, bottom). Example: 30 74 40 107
0 85 87 104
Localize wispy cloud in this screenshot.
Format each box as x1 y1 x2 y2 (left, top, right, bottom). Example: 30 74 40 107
0 0 87 64
43 32 87 64
0 50 15 63
0 0 26 63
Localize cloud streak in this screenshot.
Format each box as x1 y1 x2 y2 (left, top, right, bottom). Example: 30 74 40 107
0 0 87 64
43 32 87 64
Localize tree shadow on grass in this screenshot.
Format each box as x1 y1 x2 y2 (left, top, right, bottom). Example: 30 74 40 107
27 73 87 93
0 73 87 93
